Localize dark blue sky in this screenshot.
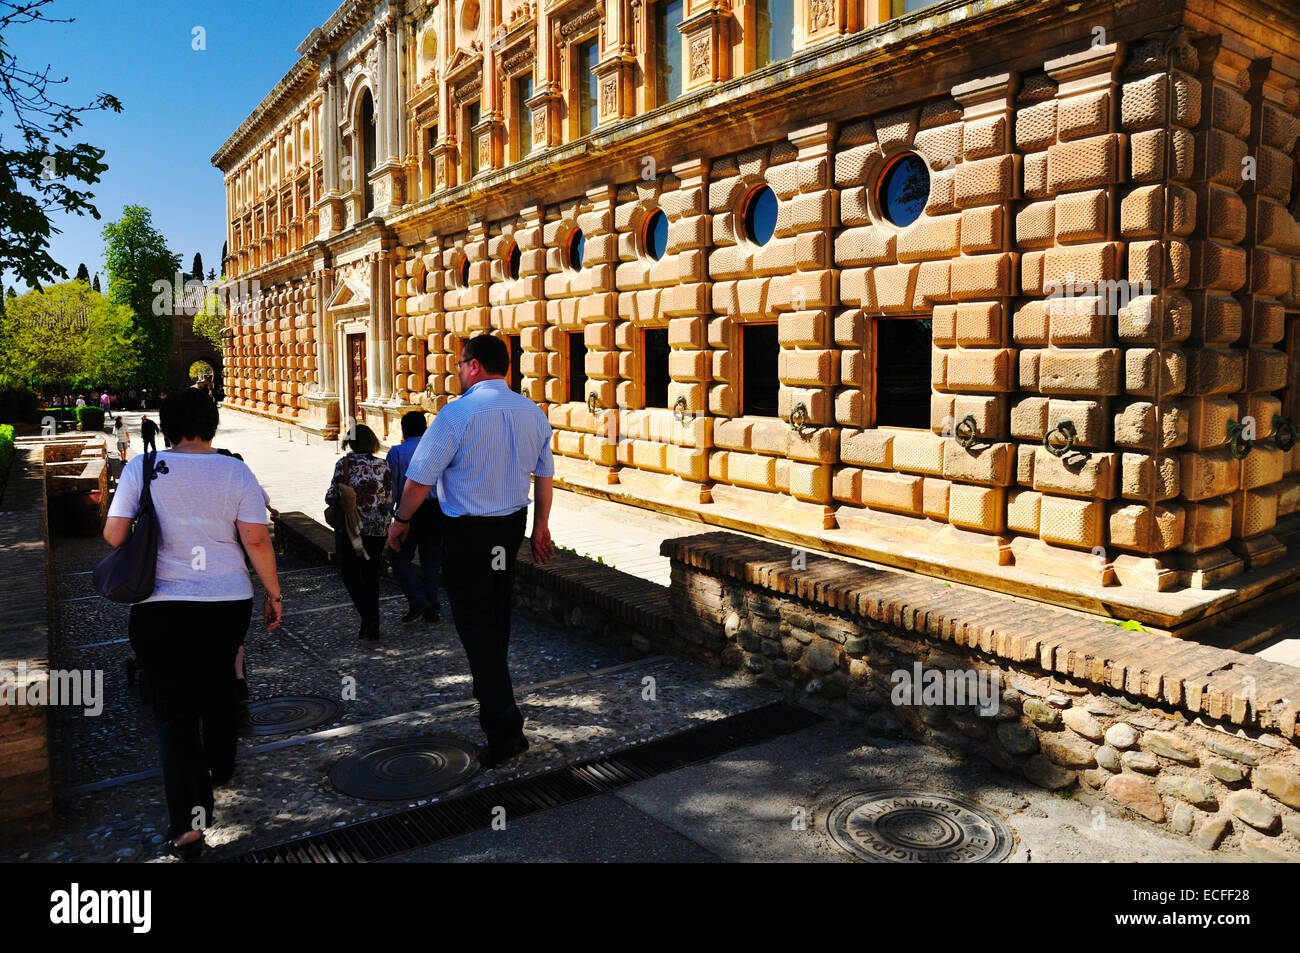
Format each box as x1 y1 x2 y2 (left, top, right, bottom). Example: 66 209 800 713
4 0 340 288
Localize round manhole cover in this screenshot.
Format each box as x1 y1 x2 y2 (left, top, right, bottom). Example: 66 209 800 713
827 789 1014 863
246 695 341 736
329 737 481 800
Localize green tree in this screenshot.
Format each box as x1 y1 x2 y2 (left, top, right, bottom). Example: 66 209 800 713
1 282 136 404
91 272 100 292
102 204 179 384
190 283 225 354
0 1 122 287
74 262 89 282
189 251 203 281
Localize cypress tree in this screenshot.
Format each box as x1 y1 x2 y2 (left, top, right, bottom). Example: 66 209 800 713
75 262 90 282
191 252 204 282
92 273 101 293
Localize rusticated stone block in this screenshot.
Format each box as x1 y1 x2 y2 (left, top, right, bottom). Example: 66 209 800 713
1037 348 1120 396
1179 448 1239 500
1194 129 1249 188
1231 486 1278 538
1039 495 1104 548
944 348 1014 393
1124 348 1187 399
1185 348 1243 396
1007 488 1041 533
1109 502 1185 552
1180 498 1233 552
1047 134 1118 192
840 429 892 469
860 470 923 513
1189 241 1247 292
954 155 1015 207
1031 448 1117 499
1015 100 1057 152
1121 452 1179 500
947 483 1005 532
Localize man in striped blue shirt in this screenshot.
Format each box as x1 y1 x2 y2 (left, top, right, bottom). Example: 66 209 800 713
387 333 554 768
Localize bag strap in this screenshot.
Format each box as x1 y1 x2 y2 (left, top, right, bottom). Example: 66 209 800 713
137 448 157 515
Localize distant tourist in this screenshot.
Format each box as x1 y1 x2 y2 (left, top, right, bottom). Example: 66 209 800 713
112 416 130 461
140 416 159 454
75 394 86 408
100 391 111 413
102 388 282 860
325 424 392 641
386 410 442 624
388 334 555 768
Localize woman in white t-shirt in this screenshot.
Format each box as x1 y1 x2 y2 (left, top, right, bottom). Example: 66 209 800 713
112 416 129 461
103 389 282 860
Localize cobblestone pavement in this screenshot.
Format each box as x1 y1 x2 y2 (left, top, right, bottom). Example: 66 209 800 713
1 410 1242 864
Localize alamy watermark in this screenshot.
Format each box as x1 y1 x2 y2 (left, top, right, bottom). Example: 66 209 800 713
890 662 1000 717
0 664 103 716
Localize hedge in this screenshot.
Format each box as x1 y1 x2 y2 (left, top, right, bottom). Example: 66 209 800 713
74 406 106 431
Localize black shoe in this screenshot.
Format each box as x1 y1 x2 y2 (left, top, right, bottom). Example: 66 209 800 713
167 832 205 861
422 605 441 624
401 603 429 623
474 733 529 769
358 621 381 641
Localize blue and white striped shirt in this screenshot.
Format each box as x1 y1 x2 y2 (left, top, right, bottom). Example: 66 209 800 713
405 378 554 518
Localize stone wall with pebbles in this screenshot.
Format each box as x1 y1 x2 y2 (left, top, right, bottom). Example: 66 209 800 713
660 531 1300 859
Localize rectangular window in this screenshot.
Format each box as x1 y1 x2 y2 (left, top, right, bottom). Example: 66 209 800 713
425 124 438 194
577 39 598 137
466 101 481 177
741 323 779 417
567 331 588 403
508 333 523 394
643 327 670 408
514 76 533 161
755 0 794 68
873 317 933 429
654 0 683 105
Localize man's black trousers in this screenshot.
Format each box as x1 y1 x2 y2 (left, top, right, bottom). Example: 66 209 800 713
440 507 527 747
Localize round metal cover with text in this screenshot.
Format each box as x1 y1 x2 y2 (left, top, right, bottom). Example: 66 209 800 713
827 789 1014 863
246 695 341 736
329 736 481 800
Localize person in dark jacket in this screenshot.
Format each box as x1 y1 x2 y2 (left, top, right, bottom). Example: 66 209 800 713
140 416 159 454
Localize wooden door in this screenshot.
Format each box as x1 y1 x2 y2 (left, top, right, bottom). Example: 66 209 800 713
348 333 367 412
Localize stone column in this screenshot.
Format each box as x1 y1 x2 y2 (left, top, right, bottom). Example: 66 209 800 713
367 256 382 402
385 19 400 162
377 251 395 401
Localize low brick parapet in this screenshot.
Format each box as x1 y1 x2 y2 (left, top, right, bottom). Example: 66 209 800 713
661 531 1300 858
0 448 54 838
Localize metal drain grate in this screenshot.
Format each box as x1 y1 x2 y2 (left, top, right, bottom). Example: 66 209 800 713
239 701 823 863
247 695 341 736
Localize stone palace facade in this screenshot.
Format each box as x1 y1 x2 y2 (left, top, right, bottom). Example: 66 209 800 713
213 0 1300 629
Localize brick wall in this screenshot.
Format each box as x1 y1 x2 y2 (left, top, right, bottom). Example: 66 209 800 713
661 530 1300 858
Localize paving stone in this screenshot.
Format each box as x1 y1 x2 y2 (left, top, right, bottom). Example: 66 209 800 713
1193 814 1230 850
1022 698 1062 728
1121 750 1161 773
1170 802 1195 834
1041 732 1098 768
1104 722 1138 749
1023 754 1076 791
1156 775 1218 811
1207 760 1247 785
996 721 1039 755
1226 790 1280 831
1205 737 1260 765
1140 730 1199 765
1105 773 1166 822
1096 744 1121 772
1063 707 1104 741
1253 764 1300 809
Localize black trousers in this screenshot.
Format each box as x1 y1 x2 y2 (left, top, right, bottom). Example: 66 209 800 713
129 598 251 839
440 507 528 747
335 532 388 625
142 432 157 453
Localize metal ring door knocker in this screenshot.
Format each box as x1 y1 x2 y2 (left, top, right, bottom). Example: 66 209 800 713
789 401 810 435
1044 419 1076 457
587 392 602 415
1226 419 1253 459
1274 415 1296 452
672 395 689 423
953 414 978 451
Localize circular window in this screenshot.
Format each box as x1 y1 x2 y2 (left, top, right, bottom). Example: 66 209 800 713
456 256 471 288
877 152 930 228
506 242 521 280
642 208 668 261
742 185 777 246
565 228 585 271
